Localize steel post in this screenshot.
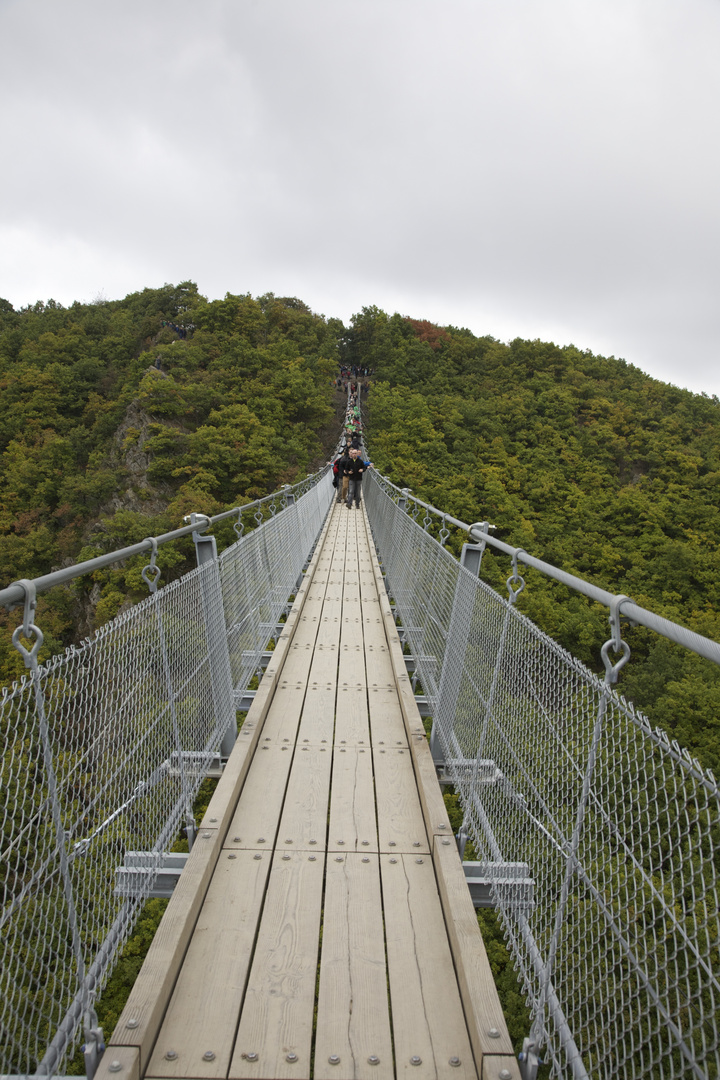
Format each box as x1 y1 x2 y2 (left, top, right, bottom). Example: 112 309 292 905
191 519 237 758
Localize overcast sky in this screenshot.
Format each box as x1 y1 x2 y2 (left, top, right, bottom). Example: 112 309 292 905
2 0 719 396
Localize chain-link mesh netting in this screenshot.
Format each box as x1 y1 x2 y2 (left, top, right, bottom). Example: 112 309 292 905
0 472 333 1077
364 471 720 1080
220 472 333 694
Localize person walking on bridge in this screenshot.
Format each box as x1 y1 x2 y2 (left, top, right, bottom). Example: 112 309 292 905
344 447 364 509
335 448 350 504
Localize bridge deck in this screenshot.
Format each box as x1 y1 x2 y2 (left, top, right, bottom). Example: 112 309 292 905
97 505 519 1080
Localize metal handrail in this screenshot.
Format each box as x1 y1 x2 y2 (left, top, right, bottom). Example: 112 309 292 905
370 471 720 667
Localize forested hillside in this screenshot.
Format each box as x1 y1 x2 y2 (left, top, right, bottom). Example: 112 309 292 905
2 285 719 773
0 283 339 683
352 307 720 774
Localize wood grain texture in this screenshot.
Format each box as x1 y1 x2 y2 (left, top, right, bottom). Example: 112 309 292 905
328 747 377 852
95 1046 140 1080
373 747 430 854
277 744 333 850
432 837 514 1061
226 743 294 850
228 851 325 1080
145 851 272 1078
380 854 478 1080
314 854 393 1080
481 1056 522 1080
107 828 222 1072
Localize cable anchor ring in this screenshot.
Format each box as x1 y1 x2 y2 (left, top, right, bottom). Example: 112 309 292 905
601 594 632 684
506 549 526 605
10 578 44 667
141 537 162 594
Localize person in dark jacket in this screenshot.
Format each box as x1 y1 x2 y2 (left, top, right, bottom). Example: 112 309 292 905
334 449 350 504
344 448 364 508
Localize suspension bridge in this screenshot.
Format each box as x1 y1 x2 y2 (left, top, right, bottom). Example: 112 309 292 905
1 454 719 1080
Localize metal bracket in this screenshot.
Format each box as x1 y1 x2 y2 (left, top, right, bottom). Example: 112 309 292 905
82 1012 105 1080
434 757 498 784
115 851 189 899
518 1034 542 1080
463 862 535 914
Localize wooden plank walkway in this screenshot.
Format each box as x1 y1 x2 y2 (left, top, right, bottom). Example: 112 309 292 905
97 505 520 1080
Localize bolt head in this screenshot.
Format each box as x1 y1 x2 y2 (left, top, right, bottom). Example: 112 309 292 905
390 857 398 863
449 1056 461 1067
202 832 211 839
245 1051 258 1062
410 1056 422 1066
165 1050 178 1061
203 1051 216 1061
489 1028 501 1038
253 853 262 860
499 1071 512 1080
368 1055 380 1065
257 838 265 843
286 1052 298 1063
109 1062 123 1073
328 1054 341 1065
125 1019 139 1029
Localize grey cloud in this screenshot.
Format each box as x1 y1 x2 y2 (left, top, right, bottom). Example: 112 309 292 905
1 0 719 395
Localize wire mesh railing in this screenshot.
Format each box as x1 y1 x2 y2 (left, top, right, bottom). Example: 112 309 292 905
0 467 334 1078
363 469 720 1080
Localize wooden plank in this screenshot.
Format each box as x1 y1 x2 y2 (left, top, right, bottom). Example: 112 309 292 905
361 525 453 839
95 1046 140 1080
336 523 369 745
105 505 336 1067
373 747 429 854
314 853 393 1080
334 681 370 746
277 744 333 850
228 850 325 1080
145 850 272 1079
380 854 478 1080
482 1057 521 1080
226 743 294 850
432 837 515 1064
328 747 377 852
368 686 408 748
105 828 222 1073
362 600 408 747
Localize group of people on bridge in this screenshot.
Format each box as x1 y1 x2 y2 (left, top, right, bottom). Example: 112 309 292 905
332 376 370 508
